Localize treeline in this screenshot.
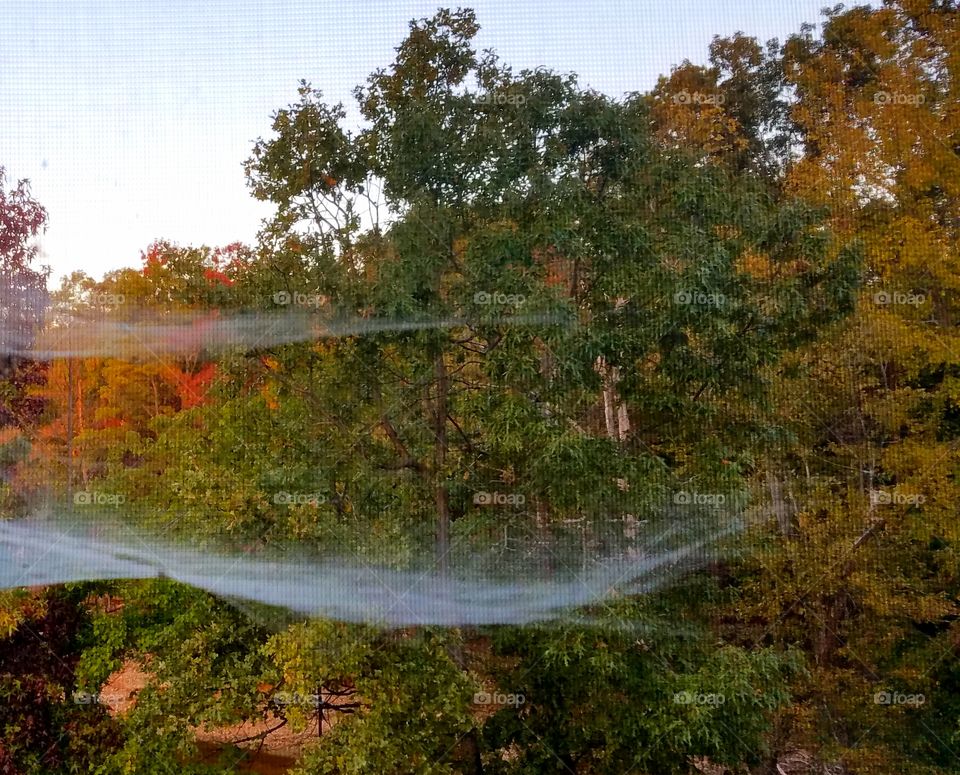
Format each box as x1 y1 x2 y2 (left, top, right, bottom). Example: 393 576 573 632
1 2 959 773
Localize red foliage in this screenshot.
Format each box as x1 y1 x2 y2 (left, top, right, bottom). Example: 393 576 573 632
164 362 219 409
0 168 48 272
0 592 123 771
203 267 235 287
140 243 167 277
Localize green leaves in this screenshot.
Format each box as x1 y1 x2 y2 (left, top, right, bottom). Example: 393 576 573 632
481 613 795 774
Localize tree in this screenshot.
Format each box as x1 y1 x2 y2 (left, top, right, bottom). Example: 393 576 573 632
86 8 858 773
238 7 858 578
20 5 960 773
720 2 960 770
0 167 50 430
0 588 123 774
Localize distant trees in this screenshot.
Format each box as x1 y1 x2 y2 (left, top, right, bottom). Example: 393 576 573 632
2 2 958 772
727 2 960 770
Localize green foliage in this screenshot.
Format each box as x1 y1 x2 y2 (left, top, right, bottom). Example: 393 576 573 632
479 600 797 774
6 3 959 773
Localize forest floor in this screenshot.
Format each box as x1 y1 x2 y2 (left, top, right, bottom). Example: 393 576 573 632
102 660 318 773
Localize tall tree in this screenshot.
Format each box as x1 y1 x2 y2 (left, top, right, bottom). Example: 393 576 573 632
726 2 960 770
238 9 859 579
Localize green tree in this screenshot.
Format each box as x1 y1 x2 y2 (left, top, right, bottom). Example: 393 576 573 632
237 7 858 574
104 8 860 774
719 2 960 771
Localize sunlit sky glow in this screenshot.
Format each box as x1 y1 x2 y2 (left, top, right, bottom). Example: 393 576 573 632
1 0 832 287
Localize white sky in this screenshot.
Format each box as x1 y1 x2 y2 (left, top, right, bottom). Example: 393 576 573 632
0 0 832 286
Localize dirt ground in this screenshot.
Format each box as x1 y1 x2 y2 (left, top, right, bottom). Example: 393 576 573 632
101 660 322 774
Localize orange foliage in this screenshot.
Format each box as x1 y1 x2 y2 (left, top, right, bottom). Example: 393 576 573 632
162 363 219 409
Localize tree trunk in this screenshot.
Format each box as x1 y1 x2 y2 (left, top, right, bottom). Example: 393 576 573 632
766 468 796 537
616 392 631 441
598 356 629 442
598 356 618 440
433 353 451 575
66 359 74 498
446 630 484 774
603 383 618 439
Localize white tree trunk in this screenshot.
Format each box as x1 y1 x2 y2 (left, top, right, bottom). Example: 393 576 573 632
597 357 629 442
